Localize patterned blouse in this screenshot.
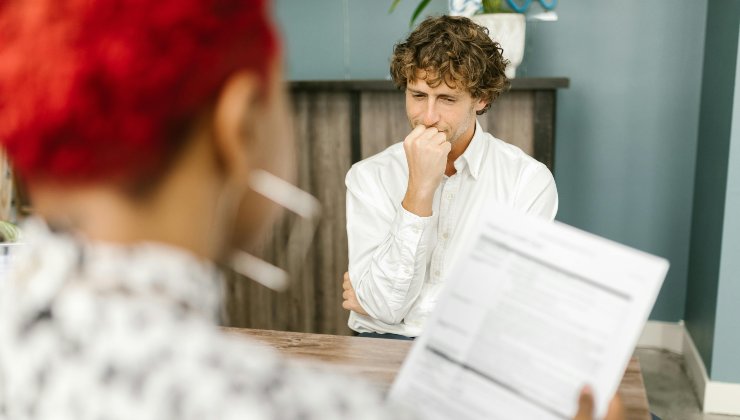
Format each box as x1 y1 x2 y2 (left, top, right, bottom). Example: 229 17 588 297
0 220 412 420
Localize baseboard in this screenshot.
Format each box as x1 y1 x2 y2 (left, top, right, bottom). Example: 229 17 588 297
680 326 708 409
637 320 684 354
638 320 740 415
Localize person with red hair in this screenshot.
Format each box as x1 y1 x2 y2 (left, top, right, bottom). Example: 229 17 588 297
0 0 619 419
0 1 402 418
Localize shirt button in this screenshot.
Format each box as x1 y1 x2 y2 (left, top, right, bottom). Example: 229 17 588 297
435 270 441 276
442 232 449 239
447 194 454 200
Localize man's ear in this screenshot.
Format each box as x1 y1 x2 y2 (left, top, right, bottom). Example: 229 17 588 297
474 96 489 113
212 71 260 179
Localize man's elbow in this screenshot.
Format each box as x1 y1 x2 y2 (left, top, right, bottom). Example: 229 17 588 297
373 310 406 326
360 294 409 325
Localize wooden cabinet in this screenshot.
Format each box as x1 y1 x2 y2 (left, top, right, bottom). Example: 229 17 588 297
223 78 569 335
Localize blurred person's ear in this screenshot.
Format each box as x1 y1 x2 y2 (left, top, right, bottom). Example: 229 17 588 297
212 71 260 182
210 62 296 254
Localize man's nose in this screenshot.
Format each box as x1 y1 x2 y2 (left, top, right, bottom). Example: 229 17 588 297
422 101 440 127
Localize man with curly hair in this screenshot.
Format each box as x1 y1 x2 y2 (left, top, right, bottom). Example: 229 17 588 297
342 15 559 339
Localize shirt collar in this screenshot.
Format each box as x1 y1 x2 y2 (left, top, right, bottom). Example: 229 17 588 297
453 119 486 180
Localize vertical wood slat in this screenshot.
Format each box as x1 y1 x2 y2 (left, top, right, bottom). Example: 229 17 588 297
359 92 410 159
533 90 556 171
223 91 352 335
480 91 535 157
308 92 352 335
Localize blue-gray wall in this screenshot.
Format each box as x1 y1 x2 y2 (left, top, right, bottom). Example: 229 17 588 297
714 34 740 381
274 0 448 80
518 2 706 323
684 0 740 382
273 0 708 322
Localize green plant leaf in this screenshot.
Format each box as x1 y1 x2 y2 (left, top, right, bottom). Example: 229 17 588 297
409 0 431 27
388 0 402 14
0 221 21 243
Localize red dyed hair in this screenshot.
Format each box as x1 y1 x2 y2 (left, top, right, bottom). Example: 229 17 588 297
0 0 278 184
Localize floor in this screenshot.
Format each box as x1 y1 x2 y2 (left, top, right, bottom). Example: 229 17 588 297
636 347 740 420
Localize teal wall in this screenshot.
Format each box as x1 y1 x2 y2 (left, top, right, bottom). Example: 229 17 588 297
516 2 706 323
274 0 448 80
684 0 740 382
713 32 740 381
272 1 708 322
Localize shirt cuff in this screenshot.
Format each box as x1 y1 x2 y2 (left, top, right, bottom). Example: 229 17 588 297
391 205 433 252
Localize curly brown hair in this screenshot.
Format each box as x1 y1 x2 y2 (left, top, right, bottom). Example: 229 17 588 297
390 15 510 115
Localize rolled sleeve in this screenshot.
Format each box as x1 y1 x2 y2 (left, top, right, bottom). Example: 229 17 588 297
346 166 432 326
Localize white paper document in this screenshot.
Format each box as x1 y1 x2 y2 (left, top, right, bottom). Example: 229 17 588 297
389 203 668 420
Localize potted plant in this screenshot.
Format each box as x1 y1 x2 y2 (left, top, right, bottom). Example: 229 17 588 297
391 0 557 78
471 0 525 78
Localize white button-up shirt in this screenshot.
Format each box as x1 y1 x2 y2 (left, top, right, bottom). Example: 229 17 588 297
346 121 558 337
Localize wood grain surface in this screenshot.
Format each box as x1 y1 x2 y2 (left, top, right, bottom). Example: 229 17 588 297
225 328 650 420
481 91 535 156
360 91 410 159
222 91 353 335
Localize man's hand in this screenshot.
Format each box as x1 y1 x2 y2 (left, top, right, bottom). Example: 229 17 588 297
402 125 451 217
573 387 626 420
342 272 368 316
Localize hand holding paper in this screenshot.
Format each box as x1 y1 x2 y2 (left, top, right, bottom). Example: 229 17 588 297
390 201 667 420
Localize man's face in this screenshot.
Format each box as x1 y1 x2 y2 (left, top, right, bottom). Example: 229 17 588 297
405 74 487 145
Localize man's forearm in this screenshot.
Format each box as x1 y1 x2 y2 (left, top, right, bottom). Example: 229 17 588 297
347 204 432 325
352 250 428 325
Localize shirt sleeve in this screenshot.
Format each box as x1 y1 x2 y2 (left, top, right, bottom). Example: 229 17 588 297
515 162 559 221
345 164 433 325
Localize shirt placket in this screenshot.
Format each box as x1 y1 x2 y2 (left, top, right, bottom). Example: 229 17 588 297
430 174 461 284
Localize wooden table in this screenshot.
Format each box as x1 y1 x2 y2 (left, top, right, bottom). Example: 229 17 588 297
225 327 650 420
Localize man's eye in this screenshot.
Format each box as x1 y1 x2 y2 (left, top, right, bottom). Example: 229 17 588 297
443 98 456 103
413 94 425 99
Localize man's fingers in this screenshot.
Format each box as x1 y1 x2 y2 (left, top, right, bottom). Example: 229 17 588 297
605 394 626 420
340 270 368 315
404 125 429 144
342 272 351 291
410 125 427 138
420 128 447 145
574 387 595 420
406 126 441 144
432 131 447 145
342 294 368 316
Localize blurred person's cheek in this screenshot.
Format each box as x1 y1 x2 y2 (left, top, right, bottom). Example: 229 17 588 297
235 60 295 249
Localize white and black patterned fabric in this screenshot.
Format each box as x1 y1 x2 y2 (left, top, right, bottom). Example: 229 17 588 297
0 220 412 420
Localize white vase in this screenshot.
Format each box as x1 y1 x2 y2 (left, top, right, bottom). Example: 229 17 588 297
471 13 526 79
